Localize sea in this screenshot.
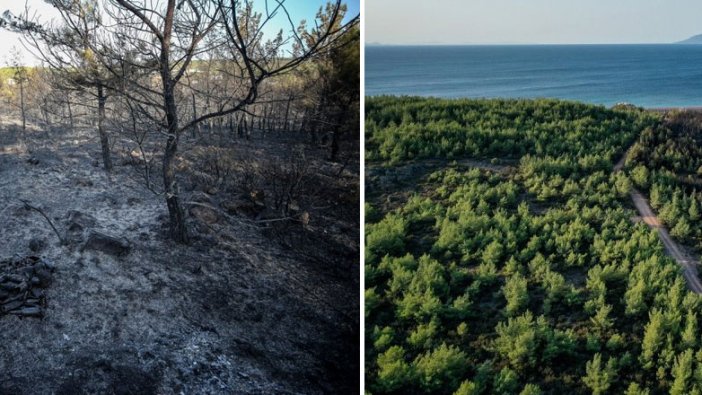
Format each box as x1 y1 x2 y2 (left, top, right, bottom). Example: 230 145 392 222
365 45 702 108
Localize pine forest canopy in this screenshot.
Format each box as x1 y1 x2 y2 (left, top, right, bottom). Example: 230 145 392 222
366 97 702 394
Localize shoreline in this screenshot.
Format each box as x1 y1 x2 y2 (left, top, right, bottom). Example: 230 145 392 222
365 94 702 111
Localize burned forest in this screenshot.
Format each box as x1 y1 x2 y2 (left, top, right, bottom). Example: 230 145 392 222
0 0 359 393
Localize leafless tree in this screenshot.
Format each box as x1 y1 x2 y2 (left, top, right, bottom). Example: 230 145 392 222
95 0 356 243
4 0 358 243
7 47 28 133
5 1 120 171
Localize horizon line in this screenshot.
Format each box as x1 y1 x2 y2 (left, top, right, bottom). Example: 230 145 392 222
366 41 692 46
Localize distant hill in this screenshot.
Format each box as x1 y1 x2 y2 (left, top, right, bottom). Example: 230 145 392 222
677 34 702 44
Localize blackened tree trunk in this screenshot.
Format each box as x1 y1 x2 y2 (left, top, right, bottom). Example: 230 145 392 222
163 129 188 243
66 94 74 133
97 84 113 172
160 11 189 243
19 77 26 132
283 95 292 133
41 98 49 125
191 92 200 138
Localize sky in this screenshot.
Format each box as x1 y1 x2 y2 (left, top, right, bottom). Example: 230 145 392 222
367 0 702 45
0 0 360 66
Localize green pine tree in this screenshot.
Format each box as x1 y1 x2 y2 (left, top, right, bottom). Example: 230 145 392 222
503 273 529 316
583 353 615 395
640 310 665 370
671 349 694 395
689 198 700 221
682 311 698 349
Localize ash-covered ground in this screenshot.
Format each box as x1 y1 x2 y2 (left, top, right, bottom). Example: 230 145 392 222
0 121 359 394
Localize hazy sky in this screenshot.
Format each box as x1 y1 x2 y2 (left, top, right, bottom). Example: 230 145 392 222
367 0 702 45
0 0 360 66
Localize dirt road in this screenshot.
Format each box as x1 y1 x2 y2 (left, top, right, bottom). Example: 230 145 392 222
630 189 702 293
614 150 702 293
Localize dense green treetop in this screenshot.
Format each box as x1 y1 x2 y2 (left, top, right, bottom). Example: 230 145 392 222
366 97 658 164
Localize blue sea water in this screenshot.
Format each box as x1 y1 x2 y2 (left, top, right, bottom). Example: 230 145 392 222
365 45 702 108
